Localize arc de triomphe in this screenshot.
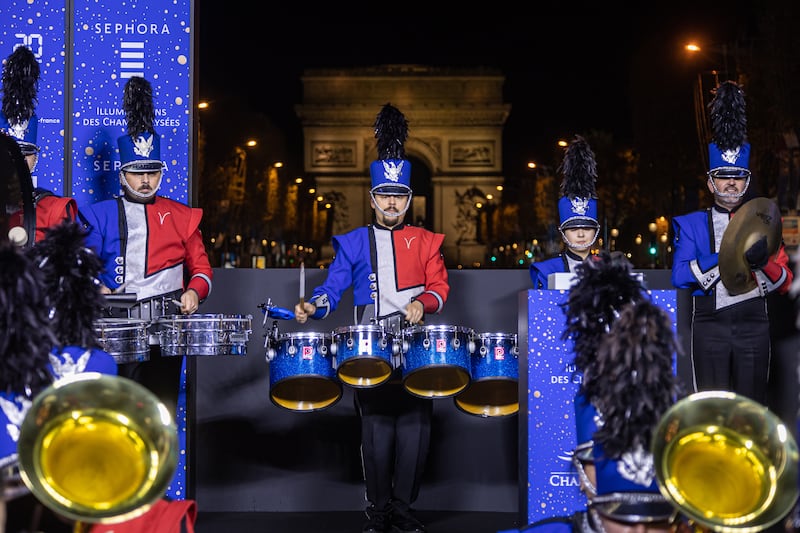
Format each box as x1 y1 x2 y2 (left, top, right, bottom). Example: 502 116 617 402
296 64 510 268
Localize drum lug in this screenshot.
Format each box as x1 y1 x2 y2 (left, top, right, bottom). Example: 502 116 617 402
266 348 276 362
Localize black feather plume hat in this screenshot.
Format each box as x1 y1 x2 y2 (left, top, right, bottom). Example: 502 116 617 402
0 46 40 155
27 219 106 347
707 80 750 179
369 103 412 195
118 76 163 173
557 135 599 230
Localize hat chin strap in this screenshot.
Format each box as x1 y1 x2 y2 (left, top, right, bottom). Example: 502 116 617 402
708 176 750 199
120 171 161 202
560 229 599 251
370 190 412 219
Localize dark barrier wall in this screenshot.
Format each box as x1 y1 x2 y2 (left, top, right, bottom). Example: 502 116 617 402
190 268 797 515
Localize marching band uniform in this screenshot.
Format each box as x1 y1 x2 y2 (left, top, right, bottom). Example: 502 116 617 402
297 104 448 533
530 249 586 290
81 196 212 307
307 223 447 327
529 136 600 289
81 77 212 420
671 81 792 404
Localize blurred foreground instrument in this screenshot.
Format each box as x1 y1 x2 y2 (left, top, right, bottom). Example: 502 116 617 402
17 373 178 526
652 390 798 532
719 197 781 295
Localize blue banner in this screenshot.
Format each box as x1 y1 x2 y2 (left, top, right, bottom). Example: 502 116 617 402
70 0 192 208
0 1 67 194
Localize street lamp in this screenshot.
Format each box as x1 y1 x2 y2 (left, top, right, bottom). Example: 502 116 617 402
609 227 619 251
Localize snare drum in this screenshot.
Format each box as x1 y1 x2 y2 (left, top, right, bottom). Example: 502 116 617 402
94 318 151 363
455 332 519 417
401 325 472 398
332 325 395 388
154 314 253 356
268 332 341 412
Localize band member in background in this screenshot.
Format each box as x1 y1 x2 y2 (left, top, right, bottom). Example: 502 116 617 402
81 76 213 419
0 45 78 246
294 104 449 533
529 135 600 289
671 80 792 404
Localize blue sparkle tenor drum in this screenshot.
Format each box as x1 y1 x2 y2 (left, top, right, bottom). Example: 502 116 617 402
455 332 519 417
332 325 395 388
400 325 473 398
267 332 341 412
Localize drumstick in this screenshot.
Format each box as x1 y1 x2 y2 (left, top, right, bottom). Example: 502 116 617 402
299 262 305 308
112 282 129 294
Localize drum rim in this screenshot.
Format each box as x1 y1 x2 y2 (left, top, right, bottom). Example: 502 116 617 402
404 324 474 334
277 332 332 341
154 313 253 323
333 324 391 335
94 317 150 328
474 332 517 340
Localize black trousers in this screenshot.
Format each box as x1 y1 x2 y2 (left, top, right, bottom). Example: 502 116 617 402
118 345 184 420
691 296 771 404
354 376 433 510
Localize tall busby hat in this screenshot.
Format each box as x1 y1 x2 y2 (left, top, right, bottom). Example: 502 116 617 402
557 135 599 230
370 103 412 196
0 46 40 156
27 219 107 348
118 76 163 173
707 80 750 179
587 299 683 524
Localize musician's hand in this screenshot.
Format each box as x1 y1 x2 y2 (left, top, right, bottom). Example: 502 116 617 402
294 301 315 324
404 300 424 324
745 235 769 269
180 289 200 314
99 285 112 295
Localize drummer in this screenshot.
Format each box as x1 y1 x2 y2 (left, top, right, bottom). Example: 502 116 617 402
81 76 213 419
294 103 449 533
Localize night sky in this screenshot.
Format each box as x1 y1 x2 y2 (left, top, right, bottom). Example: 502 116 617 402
196 2 772 180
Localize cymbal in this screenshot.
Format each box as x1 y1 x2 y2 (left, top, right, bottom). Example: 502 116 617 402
719 197 782 295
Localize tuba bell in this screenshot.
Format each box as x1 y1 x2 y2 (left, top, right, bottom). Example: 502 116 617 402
16 372 178 525
652 390 799 533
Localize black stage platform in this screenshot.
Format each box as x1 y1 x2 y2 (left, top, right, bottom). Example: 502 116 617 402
195 511 521 533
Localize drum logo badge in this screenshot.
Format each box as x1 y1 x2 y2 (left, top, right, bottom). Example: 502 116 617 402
302 346 314 359
436 339 447 352
494 347 506 360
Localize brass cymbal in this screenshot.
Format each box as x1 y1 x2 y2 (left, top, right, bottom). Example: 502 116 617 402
719 197 782 295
